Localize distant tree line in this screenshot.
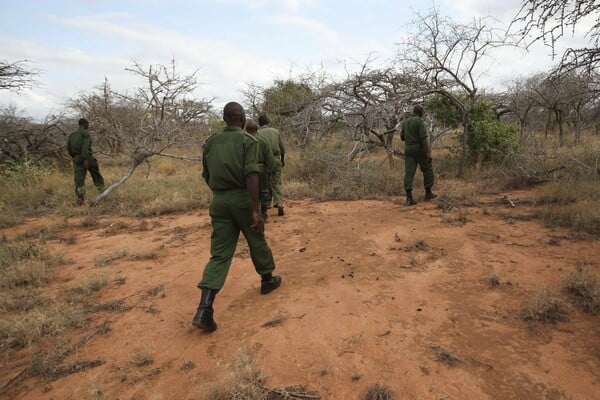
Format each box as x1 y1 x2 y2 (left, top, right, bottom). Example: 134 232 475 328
1 2 598 198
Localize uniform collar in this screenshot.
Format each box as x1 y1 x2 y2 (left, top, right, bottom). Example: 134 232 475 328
223 125 244 132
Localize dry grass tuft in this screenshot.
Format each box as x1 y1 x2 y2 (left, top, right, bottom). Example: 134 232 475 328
487 275 501 286
364 384 398 400
404 237 428 251
203 350 319 400
563 267 600 315
522 287 570 325
429 343 462 366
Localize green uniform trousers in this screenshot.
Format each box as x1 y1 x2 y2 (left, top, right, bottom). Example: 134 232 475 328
269 159 283 207
73 158 104 198
403 150 434 191
258 165 270 216
199 191 275 290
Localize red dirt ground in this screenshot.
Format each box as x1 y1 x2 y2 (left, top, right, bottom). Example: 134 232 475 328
1 191 599 399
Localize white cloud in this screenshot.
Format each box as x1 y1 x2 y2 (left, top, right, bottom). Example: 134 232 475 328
262 14 339 42
1 13 294 118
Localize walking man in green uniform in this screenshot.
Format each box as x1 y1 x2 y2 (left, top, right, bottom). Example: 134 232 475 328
246 119 277 221
400 105 436 205
258 115 286 216
66 118 105 205
192 102 282 333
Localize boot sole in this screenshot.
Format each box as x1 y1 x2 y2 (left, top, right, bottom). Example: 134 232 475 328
192 320 217 332
261 277 282 294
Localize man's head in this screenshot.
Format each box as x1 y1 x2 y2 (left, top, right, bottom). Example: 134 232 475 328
223 102 246 128
78 118 89 129
413 104 424 117
258 115 269 127
245 119 258 134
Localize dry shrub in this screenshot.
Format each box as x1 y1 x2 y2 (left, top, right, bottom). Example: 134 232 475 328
68 274 108 295
204 351 269 400
364 384 397 400
284 148 403 201
541 198 600 236
434 179 479 211
0 241 58 289
563 268 600 315
522 287 570 325
0 302 89 348
283 180 313 199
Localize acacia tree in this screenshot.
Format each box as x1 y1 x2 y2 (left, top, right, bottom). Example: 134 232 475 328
243 71 333 148
397 7 512 175
513 0 600 72
69 59 212 204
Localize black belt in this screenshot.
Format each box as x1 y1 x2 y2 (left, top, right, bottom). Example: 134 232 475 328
213 188 246 194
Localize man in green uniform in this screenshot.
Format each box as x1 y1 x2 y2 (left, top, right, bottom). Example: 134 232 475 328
400 104 436 205
257 115 286 216
245 119 277 221
66 118 105 205
192 102 282 333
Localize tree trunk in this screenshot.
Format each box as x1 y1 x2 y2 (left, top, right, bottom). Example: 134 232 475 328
555 109 564 146
90 160 142 205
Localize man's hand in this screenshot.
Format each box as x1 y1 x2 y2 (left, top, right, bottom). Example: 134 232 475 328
250 210 264 232
83 160 90 169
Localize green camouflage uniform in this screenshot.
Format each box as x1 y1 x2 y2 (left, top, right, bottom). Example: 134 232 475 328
257 125 285 207
66 127 104 201
401 115 434 191
252 133 277 217
199 125 276 290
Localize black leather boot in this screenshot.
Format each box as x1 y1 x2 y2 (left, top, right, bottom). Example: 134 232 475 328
425 187 437 200
261 205 268 222
261 273 282 294
277 205 285 216
192 288 218 332
405 190 417 206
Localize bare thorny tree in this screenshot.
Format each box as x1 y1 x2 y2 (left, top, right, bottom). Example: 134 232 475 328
69 59 212 204
0 105 68 164
397 7 513 176
326 56 420 165
513 0 600 73
0 60 38 93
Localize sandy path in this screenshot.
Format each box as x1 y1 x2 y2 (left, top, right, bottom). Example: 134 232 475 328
2 194 599 399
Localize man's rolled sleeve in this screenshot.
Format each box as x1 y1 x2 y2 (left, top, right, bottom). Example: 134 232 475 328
243 140 260 177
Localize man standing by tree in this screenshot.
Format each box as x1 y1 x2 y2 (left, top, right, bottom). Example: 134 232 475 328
258 115 286 216
66 118 105 205
400 105 436 205
192 102 281 333
246 119 277 221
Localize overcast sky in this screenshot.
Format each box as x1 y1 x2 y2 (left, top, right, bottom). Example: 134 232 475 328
0 0 590 119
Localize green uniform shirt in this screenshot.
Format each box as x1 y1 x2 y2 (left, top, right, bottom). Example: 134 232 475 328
258 126 285 157
401 115 428 149
202 126 260 191
67 128 94 162
255 134 277 174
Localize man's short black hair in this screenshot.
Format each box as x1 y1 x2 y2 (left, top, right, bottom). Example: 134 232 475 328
258 115 270 126
413 105 424 117
78 118 89 127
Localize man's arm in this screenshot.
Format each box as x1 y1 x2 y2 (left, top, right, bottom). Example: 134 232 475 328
419 119 431 161
278 132 285 167
246 172 263 232
263 140 277 174
421 136 432 162
81 133 92 168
